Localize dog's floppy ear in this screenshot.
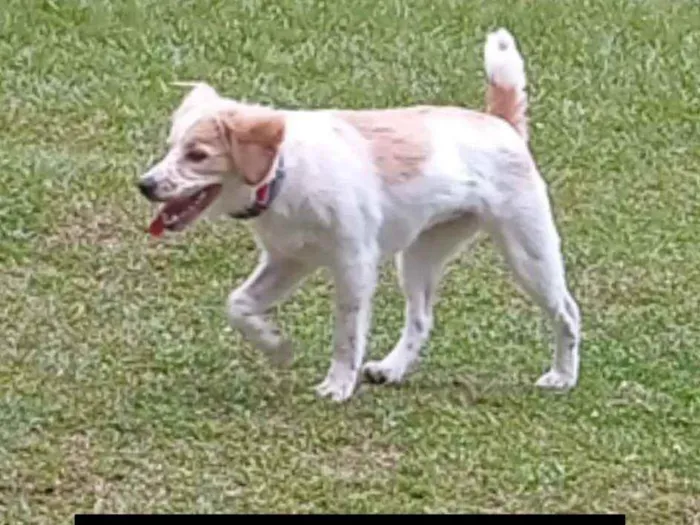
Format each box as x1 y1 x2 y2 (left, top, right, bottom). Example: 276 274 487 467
218 110 285 186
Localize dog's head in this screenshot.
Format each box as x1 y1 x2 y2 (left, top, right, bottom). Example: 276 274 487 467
138 83 285 236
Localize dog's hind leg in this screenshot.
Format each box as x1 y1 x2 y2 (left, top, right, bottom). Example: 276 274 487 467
227 253 315 366
363 214 481 385
488 178 581 390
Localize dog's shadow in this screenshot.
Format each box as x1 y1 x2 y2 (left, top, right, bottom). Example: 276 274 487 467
187 354 547 419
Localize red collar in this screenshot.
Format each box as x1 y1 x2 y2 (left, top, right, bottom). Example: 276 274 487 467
229 157 286 220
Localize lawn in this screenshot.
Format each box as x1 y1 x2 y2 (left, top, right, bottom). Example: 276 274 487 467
1 0 699 521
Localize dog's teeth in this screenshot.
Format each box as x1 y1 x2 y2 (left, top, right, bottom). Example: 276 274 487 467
161 190 210 229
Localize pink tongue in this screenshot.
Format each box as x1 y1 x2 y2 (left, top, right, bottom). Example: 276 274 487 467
148 213 165 237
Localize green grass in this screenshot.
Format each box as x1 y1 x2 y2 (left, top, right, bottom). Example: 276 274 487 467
1 0 699 521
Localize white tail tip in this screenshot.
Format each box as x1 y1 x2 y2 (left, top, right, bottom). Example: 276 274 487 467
487 28 517 54
484 28 526 91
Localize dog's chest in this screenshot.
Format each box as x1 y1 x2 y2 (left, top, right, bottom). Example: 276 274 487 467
251 218 324 262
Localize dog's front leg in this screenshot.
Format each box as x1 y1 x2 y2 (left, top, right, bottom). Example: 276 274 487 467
227 254 314 366
315 251 379 402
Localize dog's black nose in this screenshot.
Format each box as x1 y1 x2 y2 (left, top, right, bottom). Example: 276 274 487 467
137 178 158 200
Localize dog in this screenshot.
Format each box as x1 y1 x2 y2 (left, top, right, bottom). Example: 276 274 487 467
137 28 581 402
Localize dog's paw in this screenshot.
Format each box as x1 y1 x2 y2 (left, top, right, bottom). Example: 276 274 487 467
314 372 357 402
535 369 577 391
362 360 406 385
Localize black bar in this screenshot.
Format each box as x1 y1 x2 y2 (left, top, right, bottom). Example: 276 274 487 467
75 514 626 524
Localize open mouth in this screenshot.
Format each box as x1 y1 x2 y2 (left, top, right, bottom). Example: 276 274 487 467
148 184 222 237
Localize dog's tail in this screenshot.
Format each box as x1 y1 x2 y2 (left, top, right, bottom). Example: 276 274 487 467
484 28 529 142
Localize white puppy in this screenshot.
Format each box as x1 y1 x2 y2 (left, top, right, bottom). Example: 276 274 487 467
138 28 581 402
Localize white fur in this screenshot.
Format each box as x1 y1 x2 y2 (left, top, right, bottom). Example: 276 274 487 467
142 29 581 402
484 28 526 92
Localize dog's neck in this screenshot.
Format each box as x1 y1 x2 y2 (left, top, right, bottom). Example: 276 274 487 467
229 156 286 220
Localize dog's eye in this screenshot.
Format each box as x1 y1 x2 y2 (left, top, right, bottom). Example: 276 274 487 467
185 149 208 163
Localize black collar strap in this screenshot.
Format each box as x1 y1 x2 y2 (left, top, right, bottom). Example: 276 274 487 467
229 156 285 220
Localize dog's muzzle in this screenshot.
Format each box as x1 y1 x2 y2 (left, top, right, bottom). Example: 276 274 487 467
137 176 159 201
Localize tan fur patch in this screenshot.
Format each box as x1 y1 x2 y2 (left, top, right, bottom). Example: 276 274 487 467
184 118 222 149
335 107 507 182
183 108 285 186
335 108 431 183
221 110 285 186
486 83 528 141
